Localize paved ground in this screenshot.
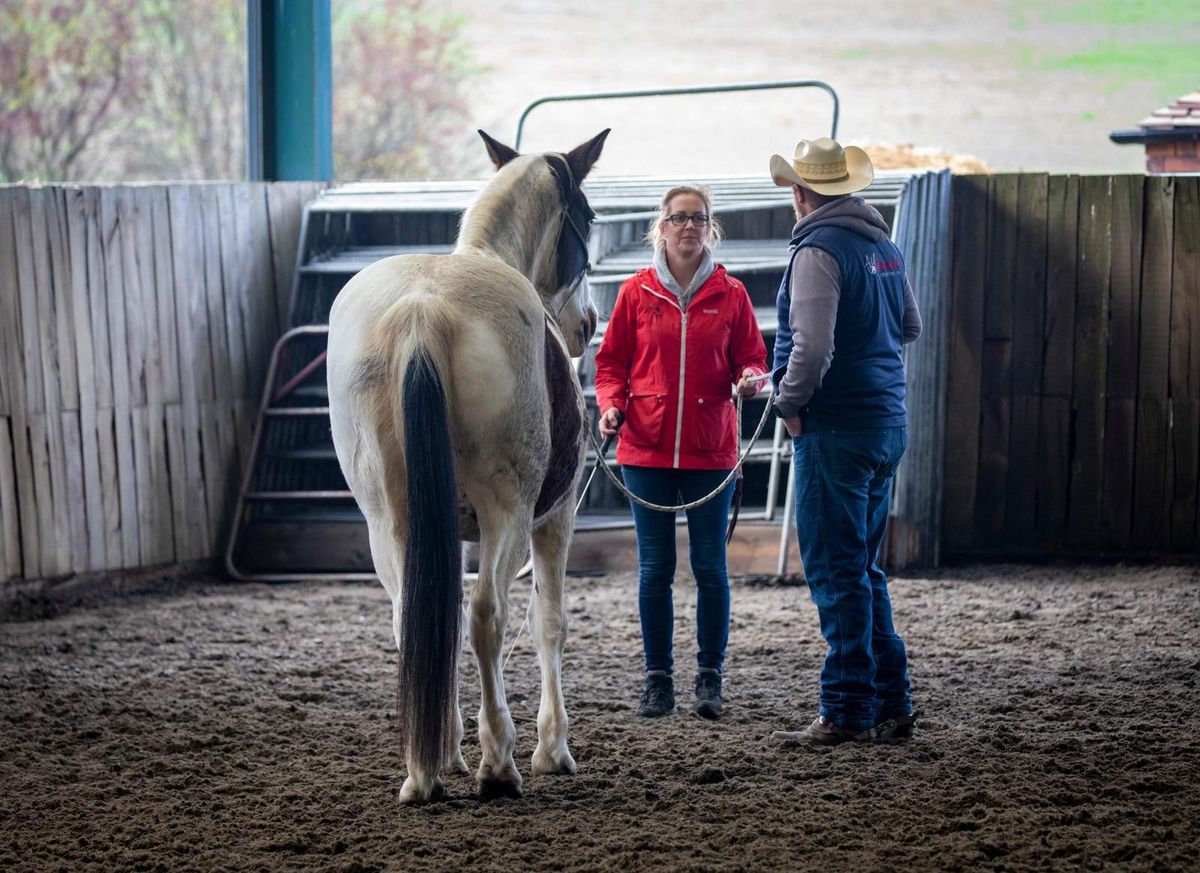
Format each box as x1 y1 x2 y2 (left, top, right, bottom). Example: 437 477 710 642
441 0 1199 176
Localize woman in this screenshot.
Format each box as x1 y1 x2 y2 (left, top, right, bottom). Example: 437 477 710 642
593 185 767 720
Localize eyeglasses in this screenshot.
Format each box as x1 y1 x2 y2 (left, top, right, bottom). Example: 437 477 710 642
665 212 711 227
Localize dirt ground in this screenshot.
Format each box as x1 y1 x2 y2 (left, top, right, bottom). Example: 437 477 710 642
2 562 1199 872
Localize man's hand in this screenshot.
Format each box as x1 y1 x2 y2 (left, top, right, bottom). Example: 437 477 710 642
782 415 803 437
735 368 765 398
598 407 624 437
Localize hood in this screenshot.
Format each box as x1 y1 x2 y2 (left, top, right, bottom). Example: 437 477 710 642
789 195 891 246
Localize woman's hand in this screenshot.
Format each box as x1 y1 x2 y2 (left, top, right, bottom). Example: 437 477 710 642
598 407 624 437
735 368 763 398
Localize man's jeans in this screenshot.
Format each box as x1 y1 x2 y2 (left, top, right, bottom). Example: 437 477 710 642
622 465 735 675
792 427 911 731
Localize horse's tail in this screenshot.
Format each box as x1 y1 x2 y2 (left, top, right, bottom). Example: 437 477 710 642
395 343 462 780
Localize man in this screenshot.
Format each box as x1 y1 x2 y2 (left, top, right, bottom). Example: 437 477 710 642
767 138 922 745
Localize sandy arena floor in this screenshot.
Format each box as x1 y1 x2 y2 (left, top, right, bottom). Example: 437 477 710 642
2 563 1198 871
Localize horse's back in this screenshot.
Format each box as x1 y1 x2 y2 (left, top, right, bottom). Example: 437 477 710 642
327 251 554 523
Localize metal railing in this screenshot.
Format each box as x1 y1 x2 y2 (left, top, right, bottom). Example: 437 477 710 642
513 79 840 150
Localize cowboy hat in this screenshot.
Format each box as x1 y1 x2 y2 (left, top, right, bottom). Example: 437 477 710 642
769 137 874 195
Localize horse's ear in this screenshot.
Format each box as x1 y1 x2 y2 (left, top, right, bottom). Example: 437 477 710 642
478 130 520 170
565 129 610 182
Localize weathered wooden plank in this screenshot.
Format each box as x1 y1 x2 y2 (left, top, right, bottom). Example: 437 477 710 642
29 189 72 576
0 418 20 580
217 185 250 404
12 189 45 416
46 189 79 410
95 406 121 563
1107 176 1144 399
167 185 211 559
1005 395 1040 547
975 394 1010 546
1099 176 1144 550
1036 396 1071 551
1100 398 1136 550
150 187 181 404
942 175 989 553
99 187 141 567
1042 176 1079 398
163 403 187 561
61 411 88 572
1004 174 1048 547
27 414 57 574
146 402 174 564
199 402 226 553
245 187 278 403
0 191 39 578
150 186 185 563
126 187 174 564
1066 175 1111 548
1011 174 1048 394
131 405 156 566
118 187 150 408
975 346 1011 544
65 187 105 568
983 174 1020 343
1168 399 1199 552
1132 177 1174 550
1169 177 1199 400
201 186 235 406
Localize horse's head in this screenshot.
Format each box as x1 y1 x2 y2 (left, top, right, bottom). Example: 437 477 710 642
479 129 609 358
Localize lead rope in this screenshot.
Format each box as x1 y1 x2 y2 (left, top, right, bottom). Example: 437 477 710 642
589 372 776 513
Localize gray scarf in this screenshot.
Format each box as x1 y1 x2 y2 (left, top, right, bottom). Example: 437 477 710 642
653 246 715 309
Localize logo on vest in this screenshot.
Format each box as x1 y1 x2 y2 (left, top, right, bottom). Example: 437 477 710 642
864 253 902 277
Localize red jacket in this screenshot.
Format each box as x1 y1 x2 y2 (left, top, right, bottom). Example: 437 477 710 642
594 264 768 470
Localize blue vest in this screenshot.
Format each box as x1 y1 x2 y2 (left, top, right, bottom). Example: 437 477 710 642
772 225 908 431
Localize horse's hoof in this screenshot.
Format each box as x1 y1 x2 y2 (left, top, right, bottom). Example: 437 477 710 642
444 748 469 775
476 762 523 800
399 775 447 805
532 745 577 776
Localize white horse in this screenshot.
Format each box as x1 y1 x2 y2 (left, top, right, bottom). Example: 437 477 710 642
326 129 608 804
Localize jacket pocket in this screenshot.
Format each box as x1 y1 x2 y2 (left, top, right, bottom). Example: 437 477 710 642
691 395 735 454
623 392 666 448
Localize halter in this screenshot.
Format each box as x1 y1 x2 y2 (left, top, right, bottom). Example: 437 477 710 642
544 155 595 319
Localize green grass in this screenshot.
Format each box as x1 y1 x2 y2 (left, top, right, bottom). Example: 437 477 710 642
1035 0 1198 28
1039 41 1197 102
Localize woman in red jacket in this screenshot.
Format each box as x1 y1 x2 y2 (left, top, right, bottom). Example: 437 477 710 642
594 185 767 720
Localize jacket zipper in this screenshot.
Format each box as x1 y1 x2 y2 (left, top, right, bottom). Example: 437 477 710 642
641 283 688 468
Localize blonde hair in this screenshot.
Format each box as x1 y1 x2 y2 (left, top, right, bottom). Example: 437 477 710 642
644 184 724 251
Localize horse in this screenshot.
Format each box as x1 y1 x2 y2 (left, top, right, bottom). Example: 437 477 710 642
326 129 609 804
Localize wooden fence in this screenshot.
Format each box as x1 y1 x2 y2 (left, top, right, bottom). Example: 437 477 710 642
943 174 1199 558
0 183 322 582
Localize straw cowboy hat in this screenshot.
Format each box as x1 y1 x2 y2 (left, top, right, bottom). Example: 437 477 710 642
769 137 874 195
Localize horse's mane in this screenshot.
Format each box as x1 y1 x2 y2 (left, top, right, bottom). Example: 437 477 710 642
456 156 563 280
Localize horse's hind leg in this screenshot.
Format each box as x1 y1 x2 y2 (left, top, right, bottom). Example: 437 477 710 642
470 508 528 799
530 499 577 776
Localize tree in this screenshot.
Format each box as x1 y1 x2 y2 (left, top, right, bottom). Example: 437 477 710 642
0 0 480 182
332 0 478 180
0 1 139 182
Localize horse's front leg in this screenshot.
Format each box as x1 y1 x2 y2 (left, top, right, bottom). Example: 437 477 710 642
529 499 577 776
470 513 528 799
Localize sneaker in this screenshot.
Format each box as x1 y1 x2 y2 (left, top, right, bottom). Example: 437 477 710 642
636 672 675 717
875 710 920 741
693 671 723 720
772 715 875 746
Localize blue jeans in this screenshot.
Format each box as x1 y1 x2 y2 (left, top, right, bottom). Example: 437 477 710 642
622 466 735 675
792 427 911 731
